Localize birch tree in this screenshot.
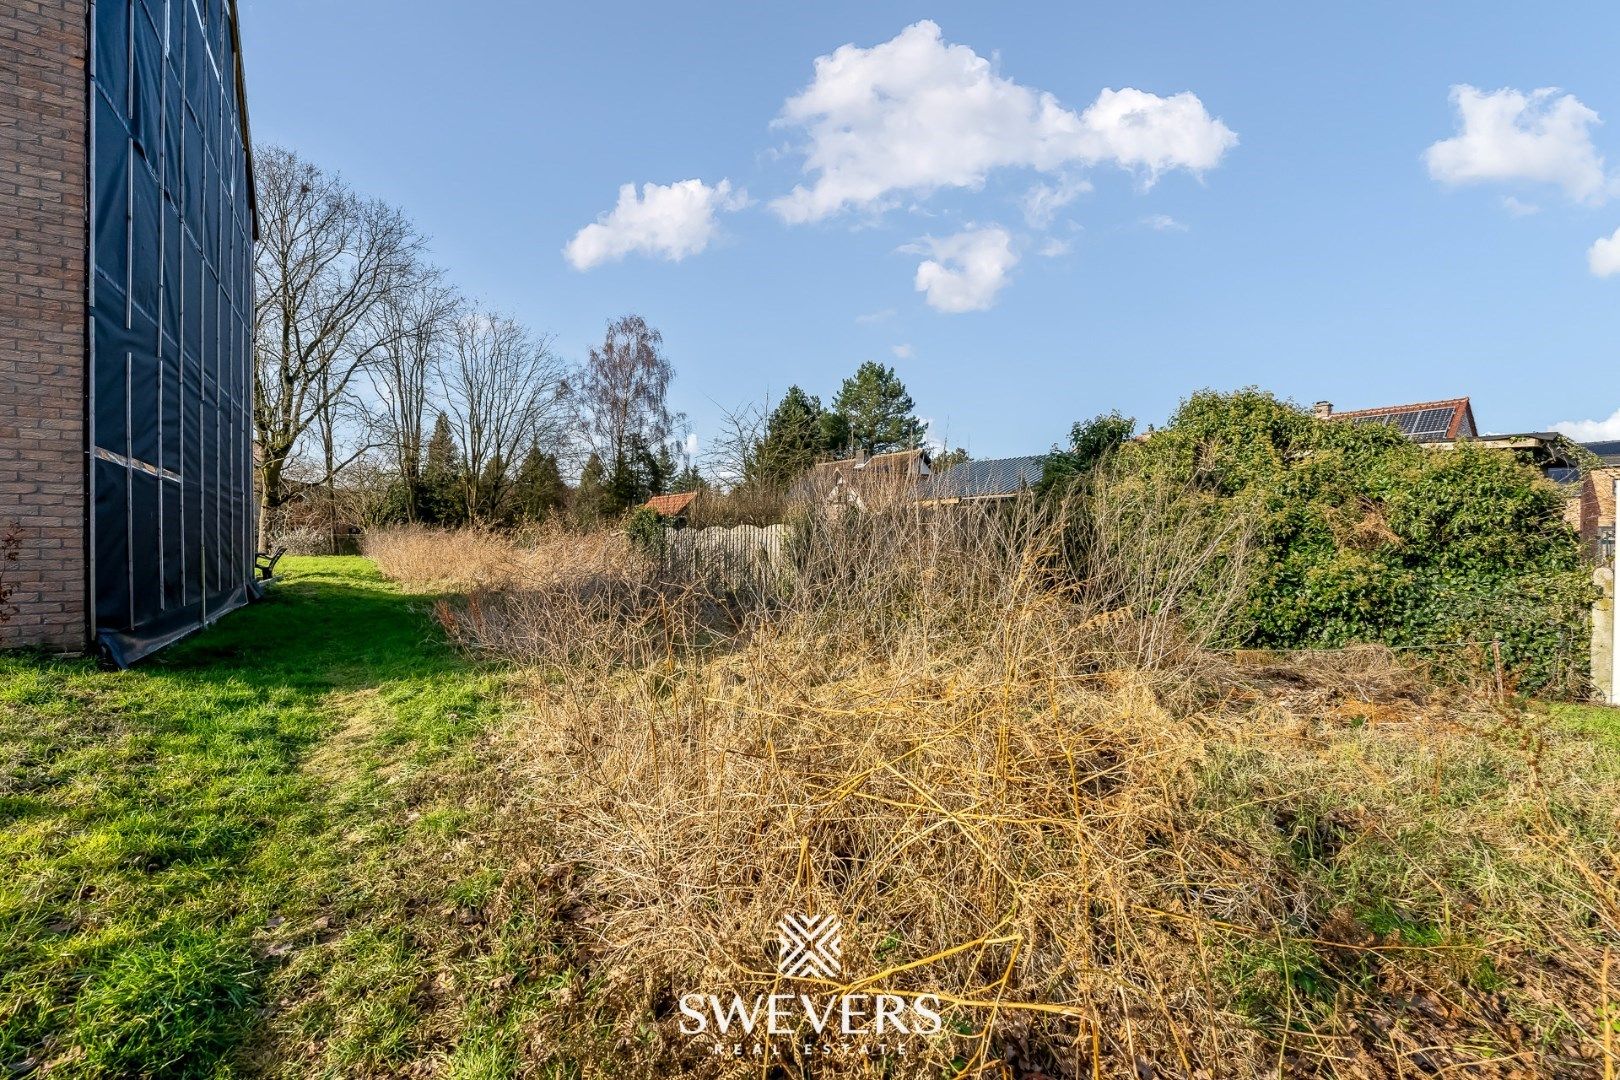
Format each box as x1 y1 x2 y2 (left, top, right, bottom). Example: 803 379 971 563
572 314 681 472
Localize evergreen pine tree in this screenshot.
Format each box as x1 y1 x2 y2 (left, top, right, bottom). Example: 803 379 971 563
420 412 462 526
652 442 678 496
748 386 833 485
574 452 608 525
819 409 853 459
604 455 639 517
475 452 508 524
512 445 565 522
831 362 924 454
670 464 707 493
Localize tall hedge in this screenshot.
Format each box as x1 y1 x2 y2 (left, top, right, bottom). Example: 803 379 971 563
1127 391 1592 694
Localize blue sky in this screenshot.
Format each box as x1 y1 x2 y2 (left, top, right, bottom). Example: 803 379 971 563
239 1 1620 459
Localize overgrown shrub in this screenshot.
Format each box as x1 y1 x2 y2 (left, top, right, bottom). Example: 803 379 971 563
442 491 1617 1078
687 483 790 528
1090 391 1592 695
356 486 1620 1076
622 506 666 557
362 524 536 591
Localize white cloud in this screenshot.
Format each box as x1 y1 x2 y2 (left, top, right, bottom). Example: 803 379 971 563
891 343 914 358
910 226 1018 313
855 307 896 323
565 179 747 270
1500 195 1542 216
1589 225 1620 277
1080 87 1237 177
1552 406 1620 440
1425 85 1612 203
1037 238 1072 257
1021 176 1092 227
770 20 1236 223
1142 213 1188 231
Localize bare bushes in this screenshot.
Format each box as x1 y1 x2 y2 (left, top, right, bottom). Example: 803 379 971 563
363 525 530 591
380 523 751 669
366 479 1620 1076
687 483 791 528
472 481 1620 1075
498 628 1617 1076
772 470 1254 694
385 463 1259 682
435 565 734 671
1064 468 1254 667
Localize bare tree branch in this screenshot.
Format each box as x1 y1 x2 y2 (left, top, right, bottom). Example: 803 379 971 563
252 145 430 547
438 309 570 523
366 276 461 521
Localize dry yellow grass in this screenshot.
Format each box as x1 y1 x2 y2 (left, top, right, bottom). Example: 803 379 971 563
362 522 642 594
362 524 530 591
366 489 1620 1078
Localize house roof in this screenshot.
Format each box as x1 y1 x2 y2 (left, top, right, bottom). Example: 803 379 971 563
1327 397 1476 442
826 448 930 474
642 491 698 516
795 449 931 507
921 455 1046 501
1585 441 1620 465
801 448 930 486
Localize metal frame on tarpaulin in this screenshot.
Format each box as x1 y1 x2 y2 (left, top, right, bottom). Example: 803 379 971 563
1612 477 1619 705
88 0 258 666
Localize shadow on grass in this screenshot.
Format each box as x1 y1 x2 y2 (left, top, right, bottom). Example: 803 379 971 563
0 556 494 1078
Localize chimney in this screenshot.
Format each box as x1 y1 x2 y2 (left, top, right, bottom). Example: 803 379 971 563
1313 401 1333 419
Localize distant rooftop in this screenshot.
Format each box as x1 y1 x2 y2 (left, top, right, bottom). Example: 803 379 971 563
642 491 698 516
920 455 1046 502
1316 397 1477 443
1585 440 1620 465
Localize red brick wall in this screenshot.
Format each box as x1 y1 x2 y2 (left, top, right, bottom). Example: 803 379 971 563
0 1 89 651
1582 468 1620 557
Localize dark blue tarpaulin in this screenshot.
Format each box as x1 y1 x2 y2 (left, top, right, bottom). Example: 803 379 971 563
89 0 257 666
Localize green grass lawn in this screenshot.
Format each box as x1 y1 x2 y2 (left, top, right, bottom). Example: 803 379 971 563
0 558 511 1077
1540 699 1620 748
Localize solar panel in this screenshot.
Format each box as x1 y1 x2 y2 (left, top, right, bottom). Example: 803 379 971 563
1351 407 1455 440
1408 408 1455 438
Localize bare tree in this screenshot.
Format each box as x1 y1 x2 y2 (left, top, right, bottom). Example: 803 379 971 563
252 145 428 548
330 452 402 535
368 276 460 522
703 398 766 491
439 310 570 523
311 358 376 553
572 314 681 472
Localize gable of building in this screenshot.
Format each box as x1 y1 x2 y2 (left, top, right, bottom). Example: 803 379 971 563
1319 397 1476 442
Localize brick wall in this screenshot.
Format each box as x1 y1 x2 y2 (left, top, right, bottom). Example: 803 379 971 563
0 1 89 651
1578 468 1618 558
